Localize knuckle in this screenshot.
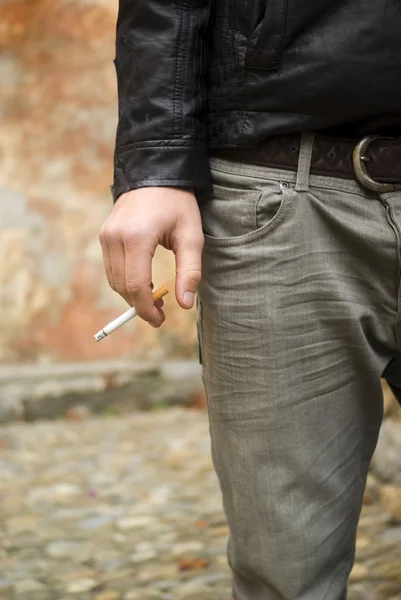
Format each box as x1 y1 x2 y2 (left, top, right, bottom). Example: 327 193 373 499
122 229 136 243
99 225 115 245
126 281 142 296
114 281 126 294
181 229 204 248
177 263 202 284
187 267 202 284
194 233 205 249
103 226 122 245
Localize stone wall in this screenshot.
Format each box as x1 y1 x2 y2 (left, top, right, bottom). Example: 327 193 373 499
0 0 197 364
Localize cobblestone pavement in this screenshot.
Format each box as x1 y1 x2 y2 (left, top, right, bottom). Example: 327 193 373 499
0 408 400 600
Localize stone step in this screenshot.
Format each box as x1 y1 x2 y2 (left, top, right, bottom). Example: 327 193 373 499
0 360 203 422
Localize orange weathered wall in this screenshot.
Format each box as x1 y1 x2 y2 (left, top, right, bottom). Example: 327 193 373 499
0 0 197 363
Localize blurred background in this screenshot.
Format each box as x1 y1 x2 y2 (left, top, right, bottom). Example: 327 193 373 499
0 2 400 600
0 0 204 422
0 0 196 365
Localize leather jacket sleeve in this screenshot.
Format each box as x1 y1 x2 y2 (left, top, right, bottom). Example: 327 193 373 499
112 0 213 201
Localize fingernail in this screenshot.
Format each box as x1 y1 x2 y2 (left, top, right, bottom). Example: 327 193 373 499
183 291 195 308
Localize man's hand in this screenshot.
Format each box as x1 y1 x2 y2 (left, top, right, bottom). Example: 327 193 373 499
99 187 204 328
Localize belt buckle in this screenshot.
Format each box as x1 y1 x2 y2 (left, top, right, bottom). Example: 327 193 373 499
353 135 401 193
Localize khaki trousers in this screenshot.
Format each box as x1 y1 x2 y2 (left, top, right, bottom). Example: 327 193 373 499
197 135 401 600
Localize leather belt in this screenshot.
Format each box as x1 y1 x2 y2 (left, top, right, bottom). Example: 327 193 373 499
211 134 401 193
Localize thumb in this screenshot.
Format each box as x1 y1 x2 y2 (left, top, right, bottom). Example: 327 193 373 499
174 235 203 309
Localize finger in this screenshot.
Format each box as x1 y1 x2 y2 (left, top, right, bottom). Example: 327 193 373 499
108 239 132 306
155 304 165 323
154 298 165 322
124 238 163 327
175 233 204 309
99 234 115 291
157 311 165 324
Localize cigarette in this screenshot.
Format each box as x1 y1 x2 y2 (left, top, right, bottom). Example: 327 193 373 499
94 285 169 342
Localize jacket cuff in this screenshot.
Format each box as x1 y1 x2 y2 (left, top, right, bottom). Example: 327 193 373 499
112 142 213 202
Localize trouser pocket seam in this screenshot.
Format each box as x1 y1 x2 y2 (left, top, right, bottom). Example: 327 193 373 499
196 294 204 366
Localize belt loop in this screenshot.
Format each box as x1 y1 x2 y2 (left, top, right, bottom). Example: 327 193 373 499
295 132 315 192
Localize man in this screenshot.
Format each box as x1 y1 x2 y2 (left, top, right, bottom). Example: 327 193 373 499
100 2 401 598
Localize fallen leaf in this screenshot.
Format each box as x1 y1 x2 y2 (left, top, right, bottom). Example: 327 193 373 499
177 557 209 571
65 405 90 421
186 390 207 411
102 373 119 391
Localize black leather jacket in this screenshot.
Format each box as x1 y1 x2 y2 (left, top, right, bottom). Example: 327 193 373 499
112 0 401 201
